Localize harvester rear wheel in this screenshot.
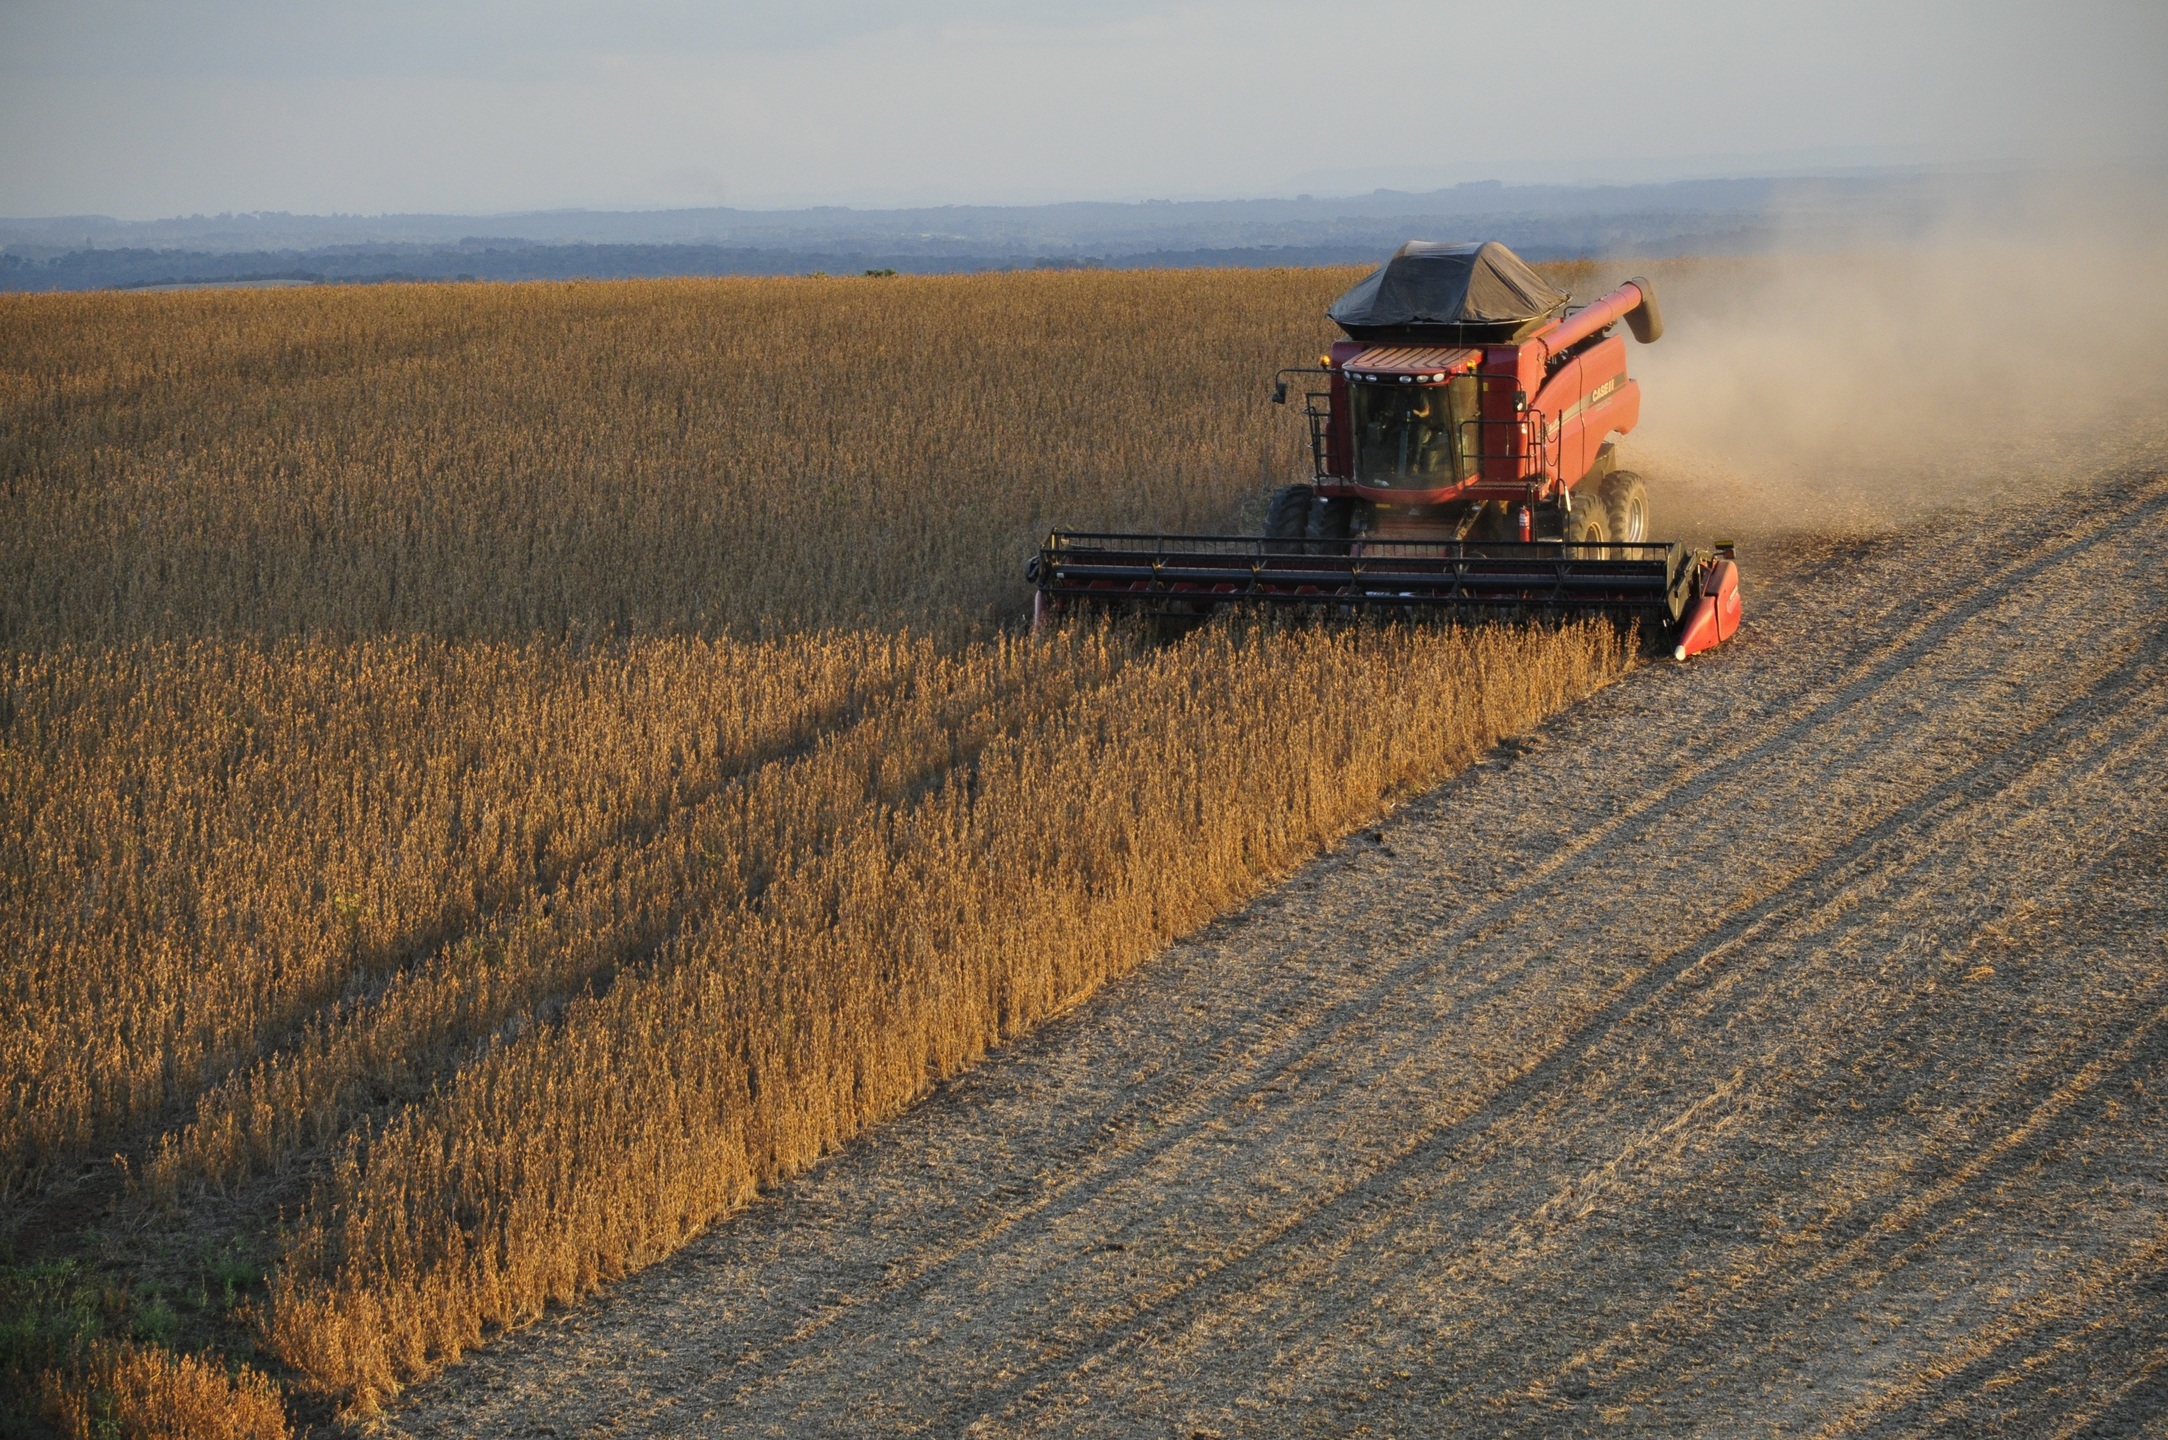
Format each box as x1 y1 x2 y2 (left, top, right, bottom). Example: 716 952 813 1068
1264 484 1315 550
1602 470 1650 544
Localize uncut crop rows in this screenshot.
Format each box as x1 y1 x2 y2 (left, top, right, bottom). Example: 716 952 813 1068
0 268 1624 1431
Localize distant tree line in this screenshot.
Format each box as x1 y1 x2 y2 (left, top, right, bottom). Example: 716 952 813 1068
0 221 1766 293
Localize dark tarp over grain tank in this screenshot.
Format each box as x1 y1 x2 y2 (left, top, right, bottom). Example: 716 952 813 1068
1328 240 1568 342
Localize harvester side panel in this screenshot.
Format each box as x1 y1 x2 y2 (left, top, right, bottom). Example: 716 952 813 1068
1531 332 1640 489
1535 351 1587 483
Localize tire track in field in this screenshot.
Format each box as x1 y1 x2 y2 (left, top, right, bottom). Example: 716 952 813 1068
1501 647 2168 1387
389 462 2168 1438
954 617 2168 1434
1548 990 2168 1407
654 468 2168 1375
1815 1222 2168 1437
1148 685 2168 1432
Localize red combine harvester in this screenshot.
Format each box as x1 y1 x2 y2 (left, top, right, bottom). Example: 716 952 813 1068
1030 241 1742 659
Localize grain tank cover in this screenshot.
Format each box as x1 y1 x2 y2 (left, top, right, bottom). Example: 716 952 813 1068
1328 240 1567 342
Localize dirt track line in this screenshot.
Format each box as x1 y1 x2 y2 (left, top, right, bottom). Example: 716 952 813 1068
1516 687 2168 1400
1909 1240 2168 1440
2042 1332 2168 1440
966 750 2166 1430
1813 1206 2168 1437
734 480 2168 1365
1207 474 2168 1084
970 625 2168 1428
1552 982 2168 1405
1506 950 2166 1390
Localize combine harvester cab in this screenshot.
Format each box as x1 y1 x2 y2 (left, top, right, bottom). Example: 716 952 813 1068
1031 240 1741 659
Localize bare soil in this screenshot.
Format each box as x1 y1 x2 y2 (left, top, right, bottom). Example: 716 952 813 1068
388 464 2168 1439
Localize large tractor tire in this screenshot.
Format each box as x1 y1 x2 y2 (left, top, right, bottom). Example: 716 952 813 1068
1565 491 1611 544
1264 484 1315 551
1311 496 1358 548
1601 469 1650 544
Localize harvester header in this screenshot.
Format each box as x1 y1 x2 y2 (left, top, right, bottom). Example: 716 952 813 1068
1030 240 1739 660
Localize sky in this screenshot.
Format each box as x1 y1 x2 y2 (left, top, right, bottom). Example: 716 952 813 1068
1 0 2162 220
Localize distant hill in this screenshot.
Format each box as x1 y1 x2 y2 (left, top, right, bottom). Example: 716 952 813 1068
0 168 2044 292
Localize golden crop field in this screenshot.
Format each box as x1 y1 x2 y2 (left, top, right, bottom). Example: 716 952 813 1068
0 265 1624 1434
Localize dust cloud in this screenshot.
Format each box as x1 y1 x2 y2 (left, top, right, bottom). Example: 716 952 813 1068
1619 175 2168 545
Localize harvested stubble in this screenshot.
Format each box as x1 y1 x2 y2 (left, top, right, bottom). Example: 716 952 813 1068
0 265 1624 1424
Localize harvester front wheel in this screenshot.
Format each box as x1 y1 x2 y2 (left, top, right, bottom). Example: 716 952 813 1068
1565 493 1610 544
1264 484 1315 550
1311 496 1358 548
1601 470 1650 544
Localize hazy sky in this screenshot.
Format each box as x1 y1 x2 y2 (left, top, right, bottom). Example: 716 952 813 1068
2 0 2161 219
